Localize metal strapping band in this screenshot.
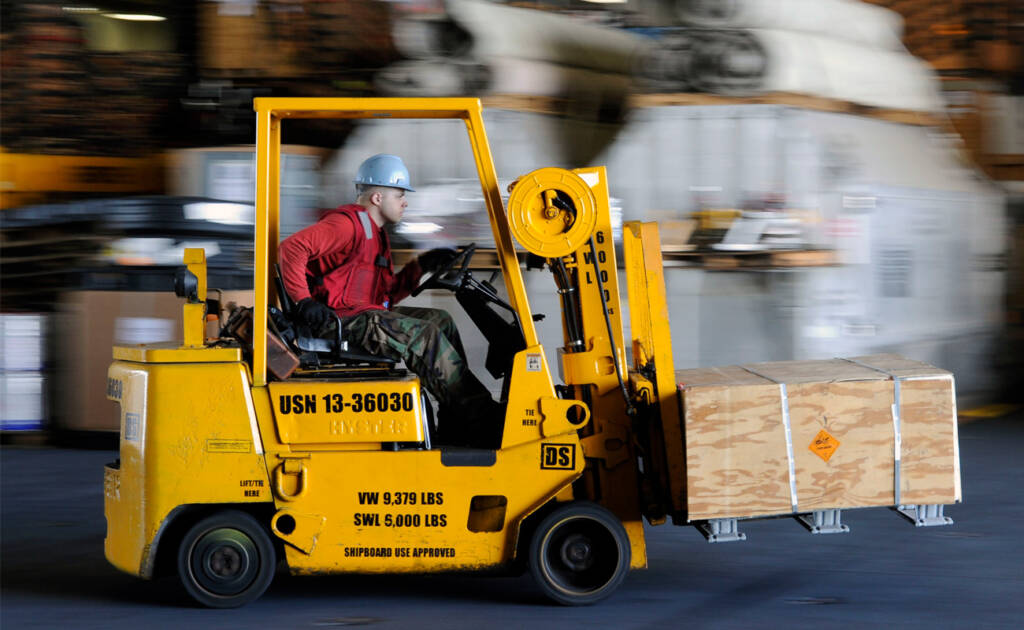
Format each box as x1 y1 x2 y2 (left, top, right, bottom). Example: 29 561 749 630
357 211 374 240
840 358 902 505
741 366 799 513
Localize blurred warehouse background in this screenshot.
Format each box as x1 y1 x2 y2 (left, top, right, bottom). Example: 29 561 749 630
1 0 1022 438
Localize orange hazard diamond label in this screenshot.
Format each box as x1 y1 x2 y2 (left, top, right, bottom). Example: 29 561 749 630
809 429 841 462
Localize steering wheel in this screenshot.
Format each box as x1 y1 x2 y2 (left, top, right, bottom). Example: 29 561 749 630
411 243 477 297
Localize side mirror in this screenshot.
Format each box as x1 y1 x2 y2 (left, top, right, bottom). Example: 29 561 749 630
178 248 208 347
174 267 200 302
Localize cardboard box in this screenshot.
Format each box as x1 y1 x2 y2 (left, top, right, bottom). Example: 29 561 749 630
55 289 253 432
676 354 960 521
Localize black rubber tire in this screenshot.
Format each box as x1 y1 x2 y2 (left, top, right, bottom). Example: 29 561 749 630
528 501 631 606
176 510 276 608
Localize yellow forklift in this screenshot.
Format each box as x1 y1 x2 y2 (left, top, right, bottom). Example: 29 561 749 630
103 98 959 608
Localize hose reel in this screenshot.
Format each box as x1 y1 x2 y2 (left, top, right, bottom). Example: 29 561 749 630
506 168 597 258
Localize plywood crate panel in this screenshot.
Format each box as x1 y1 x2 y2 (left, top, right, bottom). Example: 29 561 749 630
677 366 792 520
676 354 959 522
850 354 961 506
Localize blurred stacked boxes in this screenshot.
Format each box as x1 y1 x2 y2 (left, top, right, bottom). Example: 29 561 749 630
893 1 973 72
1 196 257 433
198 0 398 78
964 1 1024 76
863 1 1024 182
864 0 1023 76
3 4 91 154
86 51 185 156
0 314 48 432
2 4 186 156
199 0 309 78
304 0 399 72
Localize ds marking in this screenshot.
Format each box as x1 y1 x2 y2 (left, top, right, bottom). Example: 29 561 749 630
541 443 575 470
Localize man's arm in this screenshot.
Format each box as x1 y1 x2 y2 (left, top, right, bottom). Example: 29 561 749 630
388 248 457 306
388 258 424 306
279 213 357 302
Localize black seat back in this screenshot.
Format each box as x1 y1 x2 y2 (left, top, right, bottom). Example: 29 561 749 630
274 263 296 316
273 263 396 366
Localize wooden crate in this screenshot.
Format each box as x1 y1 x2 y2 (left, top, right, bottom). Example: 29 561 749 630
676 354 960 522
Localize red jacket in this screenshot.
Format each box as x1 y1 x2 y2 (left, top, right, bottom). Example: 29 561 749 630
279 204 422 317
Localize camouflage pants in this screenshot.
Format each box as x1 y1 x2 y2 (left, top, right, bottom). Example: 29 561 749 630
340 307 495 417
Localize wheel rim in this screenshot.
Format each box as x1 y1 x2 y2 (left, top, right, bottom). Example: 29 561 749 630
189 527 261 597
541 516 622 596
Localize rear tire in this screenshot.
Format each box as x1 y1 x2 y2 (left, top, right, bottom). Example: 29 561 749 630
528 501 631 605
177 510 276 608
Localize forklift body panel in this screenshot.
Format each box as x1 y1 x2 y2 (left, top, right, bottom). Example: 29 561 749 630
104 357 270 578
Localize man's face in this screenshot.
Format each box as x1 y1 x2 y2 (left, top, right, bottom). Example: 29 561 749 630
378 187 407 225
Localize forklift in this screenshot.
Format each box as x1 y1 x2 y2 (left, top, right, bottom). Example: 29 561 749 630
103 98 958 608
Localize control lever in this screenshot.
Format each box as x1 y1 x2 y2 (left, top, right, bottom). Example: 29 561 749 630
482 270 501 293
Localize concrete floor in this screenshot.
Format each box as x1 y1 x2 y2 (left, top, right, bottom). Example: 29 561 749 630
2 416 1022 629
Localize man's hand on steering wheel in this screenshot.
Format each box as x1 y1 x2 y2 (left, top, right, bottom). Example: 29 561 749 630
411 243 476 296
418 248 457 273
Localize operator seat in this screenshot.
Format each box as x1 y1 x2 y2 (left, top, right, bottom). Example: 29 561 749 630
273 264 397 367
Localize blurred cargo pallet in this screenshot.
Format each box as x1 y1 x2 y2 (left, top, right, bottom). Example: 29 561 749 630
628 93 942 127
663 248 837 270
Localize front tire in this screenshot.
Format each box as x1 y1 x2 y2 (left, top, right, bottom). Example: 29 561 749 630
528 502 631 605
177 510 276 608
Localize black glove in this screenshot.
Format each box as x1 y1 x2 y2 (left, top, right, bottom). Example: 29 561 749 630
296 298 334 331
418 248 458 273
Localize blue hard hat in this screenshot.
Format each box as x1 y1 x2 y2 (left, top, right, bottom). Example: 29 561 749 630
354 154 415 192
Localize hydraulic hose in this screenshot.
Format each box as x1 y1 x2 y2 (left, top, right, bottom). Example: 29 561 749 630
588 237 636 417
551 257 585 352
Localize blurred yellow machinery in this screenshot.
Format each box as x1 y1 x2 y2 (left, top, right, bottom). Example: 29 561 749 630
0 149 163 209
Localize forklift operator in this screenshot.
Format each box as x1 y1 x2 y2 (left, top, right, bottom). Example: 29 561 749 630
279 154 502 447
